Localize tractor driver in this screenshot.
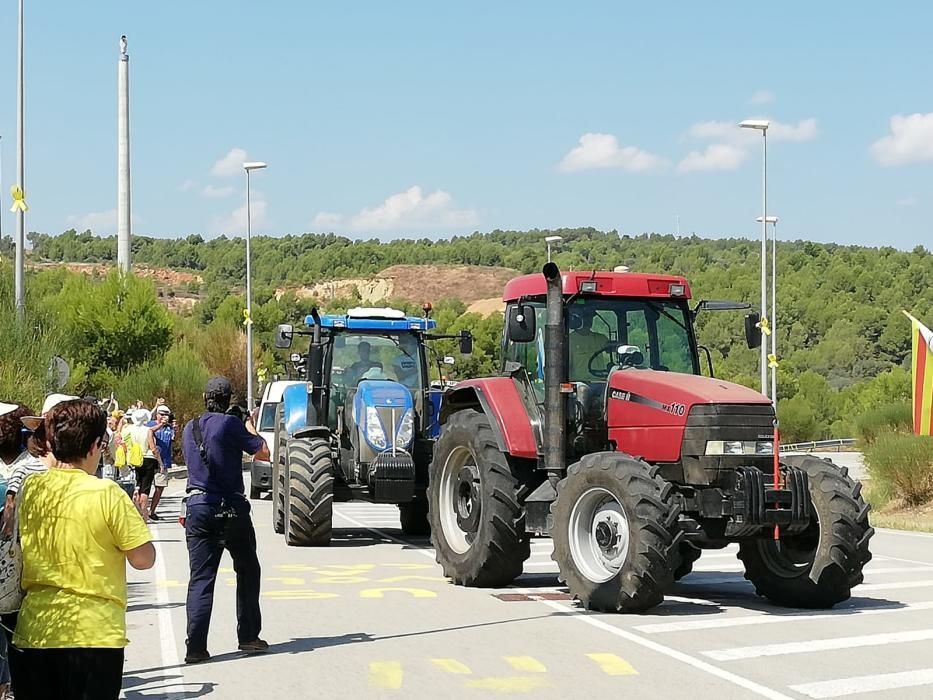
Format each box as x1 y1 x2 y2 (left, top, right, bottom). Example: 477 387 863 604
569 307 610 382
345 341 382 386
392 355 420 391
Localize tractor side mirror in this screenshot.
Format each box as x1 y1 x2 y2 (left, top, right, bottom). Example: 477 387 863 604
275 324 294 349
744 313 762 349
458 330 473 355
508 304 536 343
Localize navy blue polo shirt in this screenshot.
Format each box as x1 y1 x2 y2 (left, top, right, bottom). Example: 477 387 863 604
182 413 265 498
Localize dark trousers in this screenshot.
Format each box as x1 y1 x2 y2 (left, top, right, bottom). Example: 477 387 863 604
185 499 262 652
14 647 123 700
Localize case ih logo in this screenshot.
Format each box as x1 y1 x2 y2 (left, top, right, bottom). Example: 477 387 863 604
610 389 686 417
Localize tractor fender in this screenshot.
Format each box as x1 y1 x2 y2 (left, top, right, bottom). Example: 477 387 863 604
282 383 314 437
440 377 538 460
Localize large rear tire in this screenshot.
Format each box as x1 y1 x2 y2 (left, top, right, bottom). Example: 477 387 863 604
399 500 430 537
272 405 285 534
428 409 529 587
738 455 873 608
551 453 681 613
285 437 334 547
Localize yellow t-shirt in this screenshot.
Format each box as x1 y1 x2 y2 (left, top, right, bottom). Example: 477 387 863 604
14 468 152 649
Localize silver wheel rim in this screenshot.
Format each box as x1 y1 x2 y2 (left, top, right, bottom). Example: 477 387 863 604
568 487 630 583
439 446 478 554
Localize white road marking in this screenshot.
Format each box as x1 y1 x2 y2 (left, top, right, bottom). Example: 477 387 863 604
876 527 933 540
790 668 933 698
636 601 933 634
337 508 794 700
859 579 933 591
705 628 933 661
152 532 187 698
874 554 933 567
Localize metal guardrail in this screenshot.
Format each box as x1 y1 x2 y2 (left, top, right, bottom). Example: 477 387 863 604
781 438 857 453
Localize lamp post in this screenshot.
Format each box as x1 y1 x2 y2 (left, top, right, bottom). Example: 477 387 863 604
14 0 25 319
739 119 770 397
757 215 778 408
545 235 563 263
243 161 267 411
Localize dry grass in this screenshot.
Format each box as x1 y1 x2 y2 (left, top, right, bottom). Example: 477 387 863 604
864 479 933 533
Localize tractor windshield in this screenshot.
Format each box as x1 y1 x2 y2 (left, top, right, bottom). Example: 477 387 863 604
330 332 424 392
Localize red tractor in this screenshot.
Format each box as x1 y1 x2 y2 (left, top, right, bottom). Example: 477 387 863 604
428 263 873 612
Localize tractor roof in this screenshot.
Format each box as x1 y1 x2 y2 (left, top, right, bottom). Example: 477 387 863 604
502 271 692 302
305 306 437 331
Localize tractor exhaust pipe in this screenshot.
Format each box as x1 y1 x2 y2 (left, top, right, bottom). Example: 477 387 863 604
543 262 566 483
308 307 324 416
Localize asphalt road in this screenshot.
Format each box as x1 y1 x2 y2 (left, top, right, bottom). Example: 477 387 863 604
123 477 933 700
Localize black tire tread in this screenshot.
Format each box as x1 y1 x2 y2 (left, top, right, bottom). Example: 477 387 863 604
285 437 334 547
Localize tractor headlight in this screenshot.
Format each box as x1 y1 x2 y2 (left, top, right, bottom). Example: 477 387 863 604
365 407 387 450
705 440 775 456
395 409 414 448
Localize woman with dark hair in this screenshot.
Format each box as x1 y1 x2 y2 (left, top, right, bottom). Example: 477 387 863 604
13 399 156 700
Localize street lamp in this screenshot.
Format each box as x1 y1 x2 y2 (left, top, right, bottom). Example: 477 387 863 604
545 235 563 263
243 161 267 411
739 119 770 398
757 215 778 408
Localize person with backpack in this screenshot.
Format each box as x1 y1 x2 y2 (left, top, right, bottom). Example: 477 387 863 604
181 377 270 664
121 412 162 522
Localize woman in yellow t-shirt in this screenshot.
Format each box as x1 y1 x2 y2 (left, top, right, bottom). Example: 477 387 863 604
13 399 155 700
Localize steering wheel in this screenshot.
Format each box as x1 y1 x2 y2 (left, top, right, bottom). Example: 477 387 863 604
587 343 644 378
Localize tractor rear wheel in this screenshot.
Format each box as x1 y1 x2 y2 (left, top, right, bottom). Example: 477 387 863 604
284 437 334 547
428 409 529 587
399 500 430 537
272 406 286 534
551 453 681 613
738 455 873 608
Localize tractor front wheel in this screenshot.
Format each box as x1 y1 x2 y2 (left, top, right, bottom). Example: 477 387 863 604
284 437 334 547
738 455 873 608
272 405 286 534
551 453 681 613
428 409 529 587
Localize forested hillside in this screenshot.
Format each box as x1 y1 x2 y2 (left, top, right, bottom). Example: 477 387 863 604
11 227 933 441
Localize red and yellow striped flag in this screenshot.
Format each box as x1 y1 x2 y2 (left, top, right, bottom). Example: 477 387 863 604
904 311 933 436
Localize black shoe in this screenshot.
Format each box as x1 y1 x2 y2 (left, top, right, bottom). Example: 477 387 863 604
238 638 269 654
185 649 211 664
149 513 160 521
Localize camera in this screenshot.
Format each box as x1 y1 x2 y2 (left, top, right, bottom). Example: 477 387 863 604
226 404 249 423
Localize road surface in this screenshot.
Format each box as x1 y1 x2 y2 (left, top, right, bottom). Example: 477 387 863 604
123 478 933 699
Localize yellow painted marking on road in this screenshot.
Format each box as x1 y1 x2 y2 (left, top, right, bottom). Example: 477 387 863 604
378 575 447 584
587 653 638 676
276 564 319 572
359 587 437 599
156 579 185 588
219 567 234 574
384 563 434 570
368 661 403 690
225 578 237 587
266 577 305 586
504 656 547 673
431 658 472 674
313 576 369 584
323 564 376 571
263 589 340 600
465 677 551 693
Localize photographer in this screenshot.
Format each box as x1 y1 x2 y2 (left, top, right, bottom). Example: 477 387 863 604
181 377 270 664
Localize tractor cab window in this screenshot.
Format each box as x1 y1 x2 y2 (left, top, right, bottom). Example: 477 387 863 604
567 298 699 381
503 302 548 396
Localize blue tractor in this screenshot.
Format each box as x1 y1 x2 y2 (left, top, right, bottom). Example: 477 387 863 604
273 307 472 545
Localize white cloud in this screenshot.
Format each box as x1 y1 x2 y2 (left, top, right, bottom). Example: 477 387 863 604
311 212 344 228
871 113 933 166
210 147 249 177
178 179 197 192
897 196 918 207
557 132 666 172
348 186 478 231
749 90 775 105
677 144 748 173
212 194 268 235
201 184 235 199
66 209 118 234
686 118 818 144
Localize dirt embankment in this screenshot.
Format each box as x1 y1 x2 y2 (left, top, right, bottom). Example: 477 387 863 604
29 262 202 286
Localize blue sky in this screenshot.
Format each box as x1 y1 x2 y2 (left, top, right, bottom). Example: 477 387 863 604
1 1 931 249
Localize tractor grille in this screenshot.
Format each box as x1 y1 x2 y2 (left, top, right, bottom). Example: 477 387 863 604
681 404 775 457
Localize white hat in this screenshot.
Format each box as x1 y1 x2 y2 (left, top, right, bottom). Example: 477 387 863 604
132 408 152 424
0 402 17 418
155 404 171 415
21 393 79 430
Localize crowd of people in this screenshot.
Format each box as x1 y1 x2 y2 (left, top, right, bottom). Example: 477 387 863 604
0 378 270 700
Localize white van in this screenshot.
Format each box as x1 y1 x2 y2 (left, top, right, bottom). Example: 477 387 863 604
249 380 305 498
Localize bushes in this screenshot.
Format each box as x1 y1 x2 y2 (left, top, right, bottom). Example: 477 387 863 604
855 402 913 445
864 432 933 507
113 345 209 426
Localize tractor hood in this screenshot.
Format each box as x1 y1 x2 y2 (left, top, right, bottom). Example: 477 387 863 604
608 369 770 414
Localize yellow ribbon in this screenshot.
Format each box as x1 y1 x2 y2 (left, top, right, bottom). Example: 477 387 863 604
10 185 27 213
257 366 268 382
767 353 779 369
242 309 252 327
757 317 772 336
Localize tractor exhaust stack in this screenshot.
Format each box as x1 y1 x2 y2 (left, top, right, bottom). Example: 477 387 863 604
543 262 566 483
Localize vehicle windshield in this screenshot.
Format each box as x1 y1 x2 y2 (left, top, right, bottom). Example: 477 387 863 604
330 332 423 392
567 297 698 381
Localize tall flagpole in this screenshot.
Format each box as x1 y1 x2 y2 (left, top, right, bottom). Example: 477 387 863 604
14 0 26 318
